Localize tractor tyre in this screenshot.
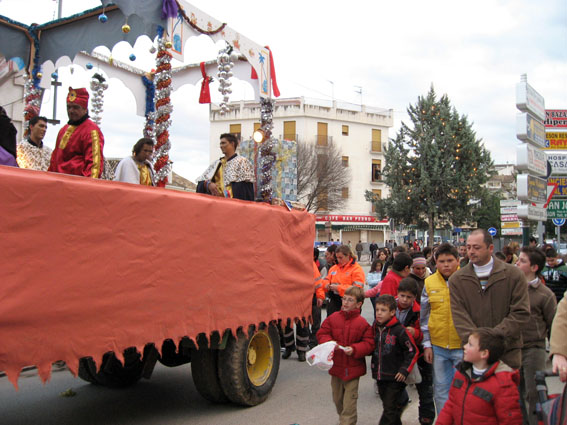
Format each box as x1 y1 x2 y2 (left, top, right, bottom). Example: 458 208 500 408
191 347 229 403
217 324 280 406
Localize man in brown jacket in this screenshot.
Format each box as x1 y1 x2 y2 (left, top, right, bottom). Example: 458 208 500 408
449 229 530 369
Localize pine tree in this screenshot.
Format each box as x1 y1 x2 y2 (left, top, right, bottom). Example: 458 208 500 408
366 86 493 246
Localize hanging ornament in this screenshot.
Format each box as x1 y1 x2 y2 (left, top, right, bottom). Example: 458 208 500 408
216 44 235 115
129 54 136 61
89 73 108 127
122 19 131 33
98 13 108 23
86 63 93 70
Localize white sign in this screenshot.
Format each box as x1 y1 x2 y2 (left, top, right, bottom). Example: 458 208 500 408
500 214 519 222
516 113 547 148
548 153 567 175
516 144 547 176
500 207 518 214
501 228 524 236
516 80 546 121
517 204 547 221
500 200 522 207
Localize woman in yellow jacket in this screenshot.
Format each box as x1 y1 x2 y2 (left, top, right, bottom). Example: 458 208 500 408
322 245 366 316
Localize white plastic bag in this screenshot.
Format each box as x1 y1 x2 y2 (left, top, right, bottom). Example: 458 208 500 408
406 365 422 385
306 341 337 371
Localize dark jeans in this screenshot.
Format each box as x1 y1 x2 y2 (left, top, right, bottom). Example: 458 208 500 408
377 380 407 425
310 296 321 348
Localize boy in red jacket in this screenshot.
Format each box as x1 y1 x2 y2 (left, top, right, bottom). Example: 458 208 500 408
436 328 523 425
317 286 375 425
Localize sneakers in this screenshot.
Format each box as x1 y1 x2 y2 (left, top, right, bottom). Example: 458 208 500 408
282 348 293 359
297 351 306 362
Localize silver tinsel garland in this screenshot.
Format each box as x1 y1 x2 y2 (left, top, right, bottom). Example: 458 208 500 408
89 74 108 126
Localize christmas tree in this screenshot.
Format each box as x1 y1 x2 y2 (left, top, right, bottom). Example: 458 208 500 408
366 86 493 245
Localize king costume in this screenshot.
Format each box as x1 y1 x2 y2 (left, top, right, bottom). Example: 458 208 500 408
48 88 104 178
196 153 255 201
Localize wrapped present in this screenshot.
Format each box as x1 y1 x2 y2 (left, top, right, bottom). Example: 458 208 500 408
240 138 298 202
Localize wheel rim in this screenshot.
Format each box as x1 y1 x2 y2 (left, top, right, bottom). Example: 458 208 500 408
246 330 273 387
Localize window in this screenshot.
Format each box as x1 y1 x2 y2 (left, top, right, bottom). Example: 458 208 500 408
372 129 382 152
342 156 349 167
283 121 296 141
317 122 328 146
342 187 349 198
372 159 382 182
342 125 349 136
371 189 382 213
229 124 241 140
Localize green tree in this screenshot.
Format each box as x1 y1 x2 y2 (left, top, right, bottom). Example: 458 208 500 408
366 86 494 246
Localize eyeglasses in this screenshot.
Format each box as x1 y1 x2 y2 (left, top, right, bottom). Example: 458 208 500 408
342 297 357 303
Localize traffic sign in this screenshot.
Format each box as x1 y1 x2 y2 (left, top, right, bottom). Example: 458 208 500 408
488 227 497 237
552 218 566 227
547 200 567 219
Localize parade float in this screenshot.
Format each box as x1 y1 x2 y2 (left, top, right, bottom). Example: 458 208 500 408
0 0 312 406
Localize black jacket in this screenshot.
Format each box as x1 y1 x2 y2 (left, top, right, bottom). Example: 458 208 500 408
371 316 418 381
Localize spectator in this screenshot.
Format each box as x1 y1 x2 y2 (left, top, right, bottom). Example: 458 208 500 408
16 115 52 170
375 252 413 297
420 243 462 413
49 88 105 178
355 241 363 262
114 138 155 186
396 278 435 425
541 247 567 303
0 106 18 167
317 286 374 425
371 294 418 425
196 133 254 201
449 229 530 369
321 245 365 317
435 329 523 425
551 295 567 383
515 247 557 425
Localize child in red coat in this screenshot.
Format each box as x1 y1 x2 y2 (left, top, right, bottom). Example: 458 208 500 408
436 328 523 425
317 286 375 425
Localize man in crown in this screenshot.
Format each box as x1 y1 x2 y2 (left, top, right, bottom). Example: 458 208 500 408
48 87 105 178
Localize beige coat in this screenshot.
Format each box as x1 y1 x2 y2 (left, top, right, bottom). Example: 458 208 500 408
551 294 567 357
449 258 530 369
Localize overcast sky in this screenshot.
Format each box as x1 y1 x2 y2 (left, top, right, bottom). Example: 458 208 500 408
1 0 566 182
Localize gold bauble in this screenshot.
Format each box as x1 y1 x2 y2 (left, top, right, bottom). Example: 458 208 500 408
122 24 131 33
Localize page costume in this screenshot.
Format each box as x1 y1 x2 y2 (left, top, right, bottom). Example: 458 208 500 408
196 153 255 201
114 156 155 186
17 138 53 171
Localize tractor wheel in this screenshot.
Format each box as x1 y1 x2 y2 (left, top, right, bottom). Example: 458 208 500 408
217 324 280 406
77 347 144 388
191 347 229 403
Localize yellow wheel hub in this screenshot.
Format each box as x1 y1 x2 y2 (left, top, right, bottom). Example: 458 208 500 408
246 330 273 387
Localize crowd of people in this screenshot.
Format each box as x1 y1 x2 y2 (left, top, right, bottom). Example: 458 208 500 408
1 87 255 198
295 229 567 425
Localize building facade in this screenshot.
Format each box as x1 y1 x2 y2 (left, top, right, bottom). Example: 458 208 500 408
209 97 394 245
